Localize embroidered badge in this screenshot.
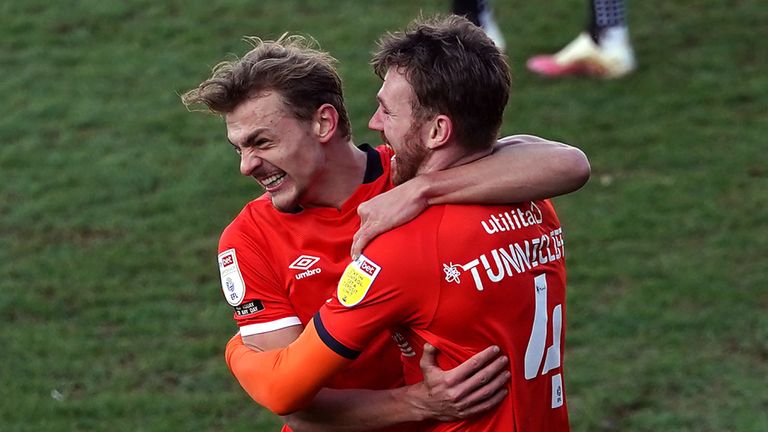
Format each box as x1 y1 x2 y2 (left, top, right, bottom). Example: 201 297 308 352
218 248 246 306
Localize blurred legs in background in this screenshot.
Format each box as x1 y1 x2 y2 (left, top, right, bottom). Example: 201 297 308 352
452 0 506 50
527 0 636 78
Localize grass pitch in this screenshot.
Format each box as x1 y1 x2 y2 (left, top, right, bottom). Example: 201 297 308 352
1 0 766 430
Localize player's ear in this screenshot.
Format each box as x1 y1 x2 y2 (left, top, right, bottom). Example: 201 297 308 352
426 114 452 150
314 104 339 143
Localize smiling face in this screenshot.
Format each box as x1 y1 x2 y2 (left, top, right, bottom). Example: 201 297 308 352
368 67 431 185
226 92 325 212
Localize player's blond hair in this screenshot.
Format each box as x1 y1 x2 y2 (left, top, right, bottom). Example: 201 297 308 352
182 34 351 139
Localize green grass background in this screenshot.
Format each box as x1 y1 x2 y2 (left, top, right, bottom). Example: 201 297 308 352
1 0 766 430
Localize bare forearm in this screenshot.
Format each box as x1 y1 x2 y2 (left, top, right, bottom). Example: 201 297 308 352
284 386 424 432
422 135 590 206
349 135 589 258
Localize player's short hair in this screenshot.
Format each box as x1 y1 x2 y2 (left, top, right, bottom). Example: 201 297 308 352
371 15 511 151
182 34 351 139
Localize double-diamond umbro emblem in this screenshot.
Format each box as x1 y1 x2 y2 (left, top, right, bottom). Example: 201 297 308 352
290 255 322 280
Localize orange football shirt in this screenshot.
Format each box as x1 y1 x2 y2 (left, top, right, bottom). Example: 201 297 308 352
218 144 410 431
318 200 571 432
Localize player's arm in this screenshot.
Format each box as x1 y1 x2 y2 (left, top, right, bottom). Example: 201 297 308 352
427 134 590 204
240 321 440 429
226 320 351 416
351 135 590 257
283 344 510 432
241 326 302 351
230 327 510 429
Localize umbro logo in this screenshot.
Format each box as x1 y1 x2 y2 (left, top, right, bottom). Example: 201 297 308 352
289 255 320 270
290 255 322 280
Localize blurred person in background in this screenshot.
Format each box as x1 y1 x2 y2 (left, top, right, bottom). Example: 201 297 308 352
223 15 579 431
527 0 635 78
452 0 506 49
452 0 635 78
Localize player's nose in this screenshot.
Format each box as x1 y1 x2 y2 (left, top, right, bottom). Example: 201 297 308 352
368 106 384 131
239 152 263 176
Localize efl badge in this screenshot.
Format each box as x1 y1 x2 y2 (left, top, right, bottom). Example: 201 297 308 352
218 248 246 306
337 255 381 307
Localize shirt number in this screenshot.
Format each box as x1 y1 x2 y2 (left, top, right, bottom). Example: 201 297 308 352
524 274 565 408
524 274 562 379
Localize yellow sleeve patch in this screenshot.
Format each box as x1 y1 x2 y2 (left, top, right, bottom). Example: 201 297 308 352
337 255 381 307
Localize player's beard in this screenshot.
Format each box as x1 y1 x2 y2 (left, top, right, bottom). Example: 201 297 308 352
391 122 430 186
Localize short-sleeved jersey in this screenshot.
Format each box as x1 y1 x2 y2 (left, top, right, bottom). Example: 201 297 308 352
318 201 570 432
217 145 408 406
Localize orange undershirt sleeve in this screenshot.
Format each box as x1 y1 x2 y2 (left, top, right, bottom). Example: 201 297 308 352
225 319 351 415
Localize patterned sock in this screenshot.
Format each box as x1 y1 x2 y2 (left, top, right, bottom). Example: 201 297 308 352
587 0 627 44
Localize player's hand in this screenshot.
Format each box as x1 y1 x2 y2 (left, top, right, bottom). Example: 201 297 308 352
351 177 428 259
411 343 510 421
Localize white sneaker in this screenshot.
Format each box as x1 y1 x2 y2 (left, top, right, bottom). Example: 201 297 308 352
527 31 635 78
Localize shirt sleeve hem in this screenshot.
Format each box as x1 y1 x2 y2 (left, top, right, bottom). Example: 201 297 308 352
239 317 302 336
313 312 361 360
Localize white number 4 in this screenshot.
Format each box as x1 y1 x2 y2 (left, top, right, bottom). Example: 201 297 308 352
524 274 564 408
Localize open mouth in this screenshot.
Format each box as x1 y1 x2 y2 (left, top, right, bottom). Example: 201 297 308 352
258 172 287 190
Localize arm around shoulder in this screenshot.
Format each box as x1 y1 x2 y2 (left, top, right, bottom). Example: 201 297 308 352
423 134 590 206
494 134 591 195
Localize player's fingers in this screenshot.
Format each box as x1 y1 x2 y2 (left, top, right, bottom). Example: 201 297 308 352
454 379 509 419
461 364 510 404
351 223 374 259
419 343 439 372
448 345 502 382
352 202 370 251
350 229 364 260
351 220 386 260
446 354 509 401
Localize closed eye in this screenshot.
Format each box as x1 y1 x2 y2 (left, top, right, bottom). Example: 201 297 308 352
376 96 393 117
228 141 242 155
244 134 271 149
